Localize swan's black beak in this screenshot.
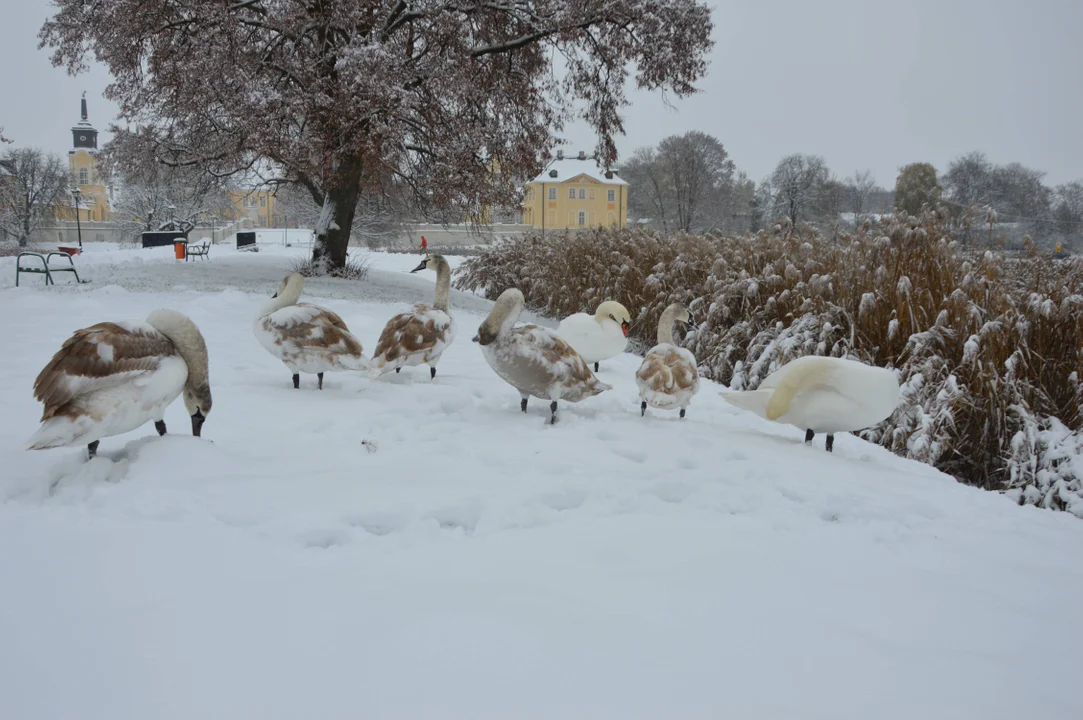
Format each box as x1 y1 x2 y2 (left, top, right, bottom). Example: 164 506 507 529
472 334 480 343
271 292 278 298
410 260 427 273
191 409 206 437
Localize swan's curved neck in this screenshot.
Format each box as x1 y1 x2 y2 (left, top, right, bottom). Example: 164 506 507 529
261 278 302 316
433 260 451 312
147 311 210 386
656 305 681 346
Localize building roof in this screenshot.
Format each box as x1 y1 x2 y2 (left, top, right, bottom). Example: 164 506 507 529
529 153 627 186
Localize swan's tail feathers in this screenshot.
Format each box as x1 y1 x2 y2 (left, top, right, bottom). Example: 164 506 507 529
719 389 773 419
24 418 84 451
590 378 614 396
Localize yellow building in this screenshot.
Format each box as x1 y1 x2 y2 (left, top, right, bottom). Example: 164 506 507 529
229 188 281 227
522 151 628 231
58 93 112 222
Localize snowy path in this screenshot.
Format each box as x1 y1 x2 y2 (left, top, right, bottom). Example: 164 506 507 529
1 245 1082 719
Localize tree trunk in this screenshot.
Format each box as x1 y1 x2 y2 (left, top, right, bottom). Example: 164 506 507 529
311 159 362 274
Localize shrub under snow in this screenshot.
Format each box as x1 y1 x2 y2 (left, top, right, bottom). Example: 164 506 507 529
456 212 1083 516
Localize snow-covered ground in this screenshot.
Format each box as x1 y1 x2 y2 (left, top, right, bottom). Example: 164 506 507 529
2 243 1082 719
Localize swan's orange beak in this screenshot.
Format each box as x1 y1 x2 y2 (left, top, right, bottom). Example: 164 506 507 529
621 321 630 337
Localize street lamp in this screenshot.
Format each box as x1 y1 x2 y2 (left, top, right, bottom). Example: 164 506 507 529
70 187 83 248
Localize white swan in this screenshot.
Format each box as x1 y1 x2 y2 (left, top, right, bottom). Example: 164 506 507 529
557 300 631 372
25 309 212 458
370 253 455 379
474 288 612 424
254 272 366 389
636 304 699 418
720 355 901 452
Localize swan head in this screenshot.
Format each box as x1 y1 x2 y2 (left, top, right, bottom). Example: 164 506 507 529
595 300 631 337
474 288 524 345
272 272 304 299
183 385 213 437
146 309 213 437
410 253 448 274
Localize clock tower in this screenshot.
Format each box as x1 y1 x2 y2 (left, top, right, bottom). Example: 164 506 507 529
67 92 111 221
72 93 98 149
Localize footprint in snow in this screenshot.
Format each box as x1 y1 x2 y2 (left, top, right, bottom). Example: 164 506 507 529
540 487 587 512
300 528 353 549
613 447 648 464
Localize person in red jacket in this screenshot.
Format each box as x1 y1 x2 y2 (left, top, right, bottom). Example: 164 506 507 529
420 235 427 253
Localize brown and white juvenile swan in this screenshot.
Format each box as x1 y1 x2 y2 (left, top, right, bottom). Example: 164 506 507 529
473 288 611 424
635 303 699 418
26 308 212 458
254 272 367 389
370 253 456 379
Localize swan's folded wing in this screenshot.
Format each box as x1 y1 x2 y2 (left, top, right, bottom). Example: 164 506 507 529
266 304 364 356
515 325 595 380
33 322 176 420
373 306 451 362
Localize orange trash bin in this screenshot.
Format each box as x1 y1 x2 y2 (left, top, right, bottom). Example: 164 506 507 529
174 240 186 259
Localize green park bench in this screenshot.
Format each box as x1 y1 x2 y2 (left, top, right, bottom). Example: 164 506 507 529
186 241 211 260
15 251 84 287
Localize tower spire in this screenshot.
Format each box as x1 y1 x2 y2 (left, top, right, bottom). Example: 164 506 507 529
81 91 88 121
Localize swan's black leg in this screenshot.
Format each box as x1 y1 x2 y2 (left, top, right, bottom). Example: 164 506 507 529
594 362 599 373
641 401 647 417
395 367 401 374
318 372 324 390
549 401 558 424
87 440 99 458
292 373 300 389
826 434 835 453
155 420 167 436
430 367 437 379
521 397 528 413
680 408 686 419
805 428 815 444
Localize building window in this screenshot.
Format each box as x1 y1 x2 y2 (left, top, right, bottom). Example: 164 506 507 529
548 188 556 200
568 187 576 199
78 168 88 185
607 189 616 202
578 188 586 200
578 211 586 226
244 195 257 208
260 195 266 207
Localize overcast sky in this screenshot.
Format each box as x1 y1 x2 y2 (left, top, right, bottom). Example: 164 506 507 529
3 0 1080 189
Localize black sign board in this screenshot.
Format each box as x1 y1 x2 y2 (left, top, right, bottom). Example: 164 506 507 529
237 231 256 248
142 231 189 248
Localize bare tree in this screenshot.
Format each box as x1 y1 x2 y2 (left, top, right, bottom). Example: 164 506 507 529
943 152 994 209
42 1 714 273
894 163 941 216
0 128 11 145
109 161 231 240
845 169 878 217
623 132 738 233
622 147 670 231
0 147 70 247
768 154 829 227
1052 181 1083 248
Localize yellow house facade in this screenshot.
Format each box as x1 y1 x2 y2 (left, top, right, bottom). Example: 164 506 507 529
228 188 283 227
522 151 628 231
57 94 112 222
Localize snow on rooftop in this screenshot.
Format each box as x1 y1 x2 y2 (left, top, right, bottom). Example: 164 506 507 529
529 153 627 186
